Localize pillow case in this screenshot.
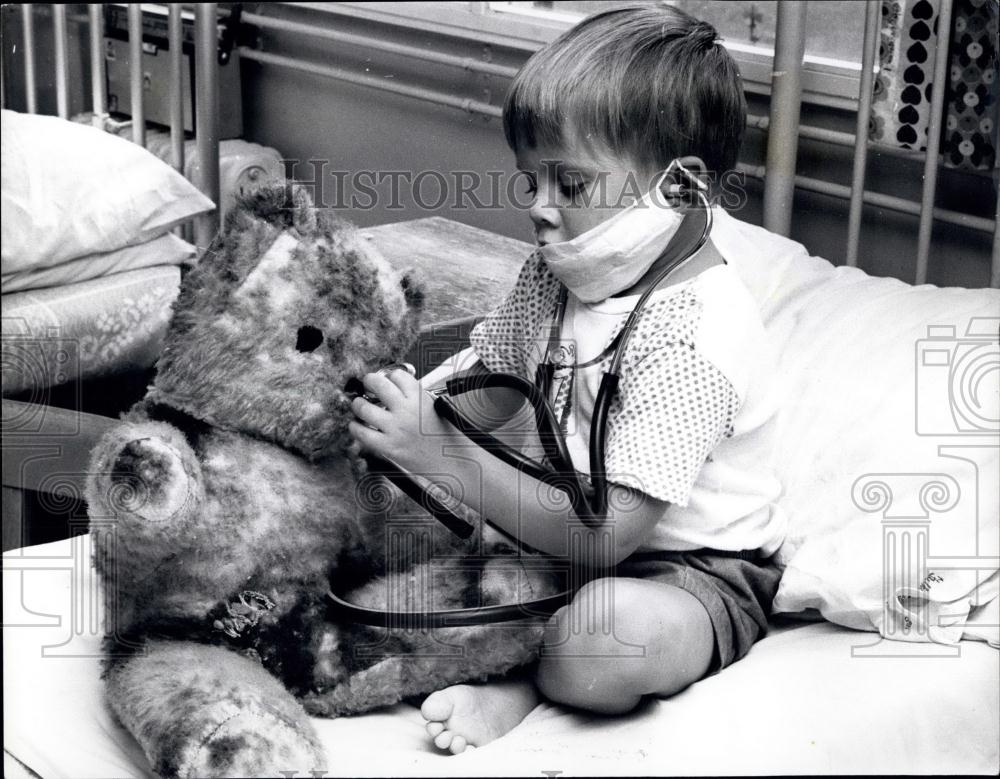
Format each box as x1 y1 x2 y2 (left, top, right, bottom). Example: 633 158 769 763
712 208 999 645
1 265 181 396
0 110 214 274
1 232 196 293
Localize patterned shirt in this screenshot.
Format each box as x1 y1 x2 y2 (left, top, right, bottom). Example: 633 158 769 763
470 248 785 555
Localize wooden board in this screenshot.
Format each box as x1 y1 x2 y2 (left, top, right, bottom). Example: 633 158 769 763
362 216 530 324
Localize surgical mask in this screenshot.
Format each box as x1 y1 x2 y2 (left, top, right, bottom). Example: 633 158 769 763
536 168 685 303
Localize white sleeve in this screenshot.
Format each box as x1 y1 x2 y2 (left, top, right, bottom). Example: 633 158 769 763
468 253 550 377
605 343 741 506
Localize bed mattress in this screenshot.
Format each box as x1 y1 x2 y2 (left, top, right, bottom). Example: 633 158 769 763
1 265 180 397
3 535 997 777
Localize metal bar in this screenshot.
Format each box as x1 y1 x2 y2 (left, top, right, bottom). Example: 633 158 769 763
914 0 954 285
991 186 1000 288
239 48 502 118
169 3 185 173
128 3 145 146
0 13 5 108
89 4 107 116
240 11 519 79
747 114 983 167
21 4 37 114
53 5 70 119
194 3 221 248
737 163 996 234
762 0 808 236
845 0 881 268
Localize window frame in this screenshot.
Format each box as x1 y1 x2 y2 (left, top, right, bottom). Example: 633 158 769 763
290 1 863 110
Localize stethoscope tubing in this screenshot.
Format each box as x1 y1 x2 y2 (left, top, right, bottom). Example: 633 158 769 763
329 189 714 627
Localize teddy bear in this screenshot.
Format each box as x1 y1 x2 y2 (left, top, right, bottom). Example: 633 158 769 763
84 182 560 778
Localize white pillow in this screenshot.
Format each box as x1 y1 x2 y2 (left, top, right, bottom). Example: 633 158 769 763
1 232 196 293
0 110 214 274
713 209 1000 645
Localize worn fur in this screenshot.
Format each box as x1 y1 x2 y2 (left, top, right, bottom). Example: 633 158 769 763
85 182 557 778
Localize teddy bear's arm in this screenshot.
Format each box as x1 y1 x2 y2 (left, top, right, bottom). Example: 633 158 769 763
86 420 204 533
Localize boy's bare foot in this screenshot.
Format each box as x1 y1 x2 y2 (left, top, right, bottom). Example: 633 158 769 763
420 678 539 754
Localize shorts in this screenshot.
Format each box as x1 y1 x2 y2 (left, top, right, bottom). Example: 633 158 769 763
614 548 783 675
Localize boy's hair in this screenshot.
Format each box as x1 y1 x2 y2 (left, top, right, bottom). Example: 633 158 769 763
503 3 746 175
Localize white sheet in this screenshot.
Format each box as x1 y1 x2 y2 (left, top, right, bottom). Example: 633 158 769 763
4 536 998 777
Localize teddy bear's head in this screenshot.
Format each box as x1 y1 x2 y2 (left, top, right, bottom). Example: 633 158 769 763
145 182 424 460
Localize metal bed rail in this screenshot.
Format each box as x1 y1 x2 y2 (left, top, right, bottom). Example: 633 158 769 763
238 0 998 288
763 0 997 288
7 3 222 250
5 2 997 287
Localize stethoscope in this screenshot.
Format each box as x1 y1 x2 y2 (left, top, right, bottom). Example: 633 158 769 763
328 161 715 627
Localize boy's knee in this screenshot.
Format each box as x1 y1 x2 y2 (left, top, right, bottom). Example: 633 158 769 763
535 650 643 714
543 578 660 655
535 579 659 712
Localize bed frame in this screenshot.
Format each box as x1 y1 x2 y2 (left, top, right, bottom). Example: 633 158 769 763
2 1 998 552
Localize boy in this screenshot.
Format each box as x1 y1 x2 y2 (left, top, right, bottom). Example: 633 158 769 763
349 3 785 754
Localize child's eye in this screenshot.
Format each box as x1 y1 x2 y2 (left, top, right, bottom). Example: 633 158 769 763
559 179 587 198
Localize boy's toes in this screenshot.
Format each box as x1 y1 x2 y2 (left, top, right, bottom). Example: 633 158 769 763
425 721 444 738
433 729 455 751
420 689 455 724
449 735 468 754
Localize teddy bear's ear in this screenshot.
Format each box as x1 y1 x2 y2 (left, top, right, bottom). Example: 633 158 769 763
399 269 425 311
231 180 318 235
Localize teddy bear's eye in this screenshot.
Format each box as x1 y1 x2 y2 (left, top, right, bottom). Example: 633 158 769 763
295 325 324 353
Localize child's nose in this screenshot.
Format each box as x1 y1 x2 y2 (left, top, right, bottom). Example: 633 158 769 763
528 184 561 232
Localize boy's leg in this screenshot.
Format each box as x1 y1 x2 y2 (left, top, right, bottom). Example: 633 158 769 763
535 577 714 713
420 577 714 753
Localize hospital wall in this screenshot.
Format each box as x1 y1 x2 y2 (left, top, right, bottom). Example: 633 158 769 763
2 4 993 288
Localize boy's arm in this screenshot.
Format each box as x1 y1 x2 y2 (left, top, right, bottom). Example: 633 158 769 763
351 368 663 564
420 349 528 433
446 442 666 563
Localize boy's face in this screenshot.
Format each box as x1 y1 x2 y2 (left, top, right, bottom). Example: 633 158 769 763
515 126 660 247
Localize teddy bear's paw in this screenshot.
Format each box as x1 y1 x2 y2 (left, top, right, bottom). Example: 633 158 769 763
106 437 199 527
181 704 325 779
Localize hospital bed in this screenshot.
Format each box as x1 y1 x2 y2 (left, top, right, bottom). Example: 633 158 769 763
3 2 998 777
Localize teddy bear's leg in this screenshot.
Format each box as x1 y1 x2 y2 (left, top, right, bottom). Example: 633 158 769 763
301 618 545 717
106 640 325 779
306 555 559 716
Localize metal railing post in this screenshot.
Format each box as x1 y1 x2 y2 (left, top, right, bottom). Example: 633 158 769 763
89 4 107 118
52 4 70 119
21 5 37 114
194 3 221 250
914 0 954 285
128 3 145 146
168 3 185 174
845 0 880 268
991 188 1000 289
762 0 808 237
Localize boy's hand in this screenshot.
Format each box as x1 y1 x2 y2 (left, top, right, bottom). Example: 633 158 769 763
348 367 452 472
